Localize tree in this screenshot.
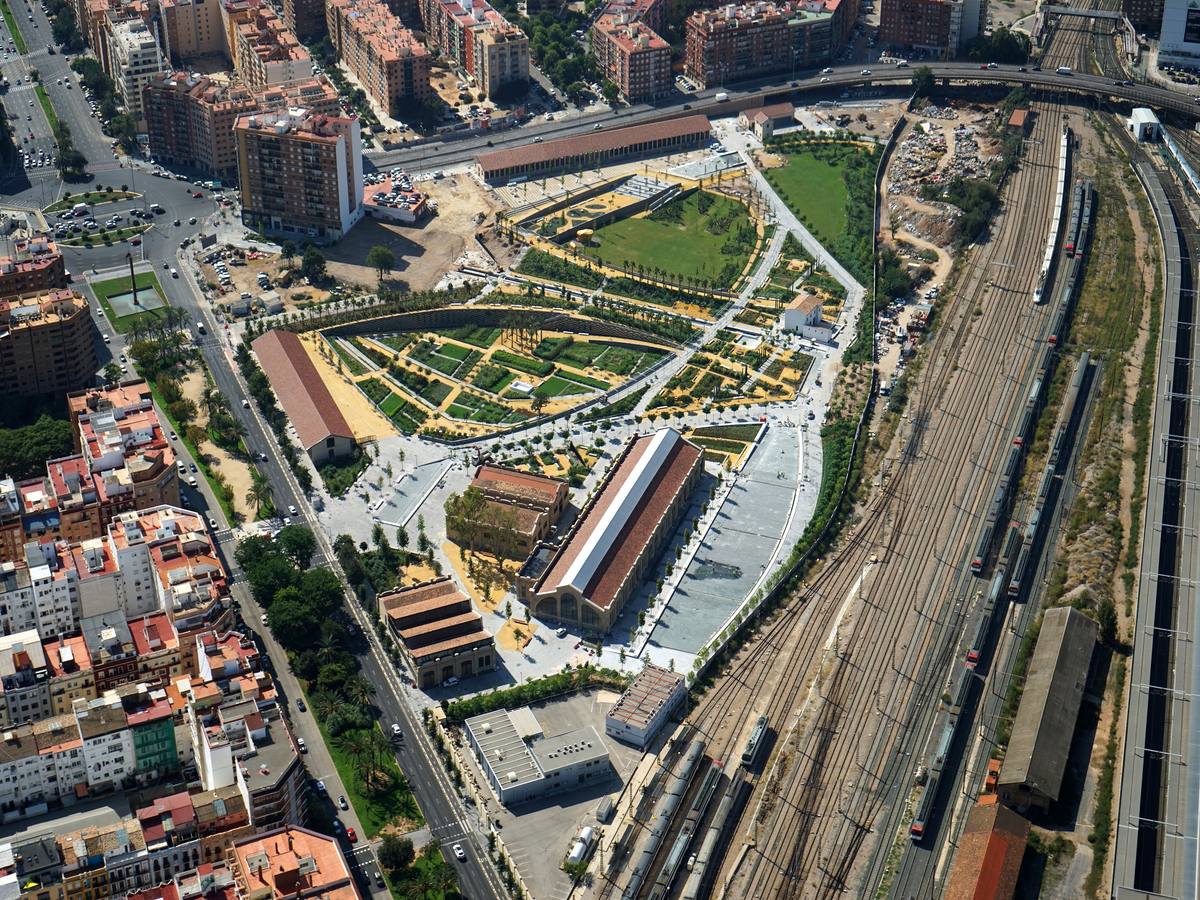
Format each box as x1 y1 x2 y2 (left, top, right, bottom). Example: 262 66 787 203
378 834 415 874
103 362 122 384
444 487 488 553
396 526 409 551
277 523 317 568
367 244 395 283
246 553 298 609
912 65 935 99
248 470 273 516
280 239 297 268
601 79 619 104
301 246 327 282
268 588 323 648
300 567 345 615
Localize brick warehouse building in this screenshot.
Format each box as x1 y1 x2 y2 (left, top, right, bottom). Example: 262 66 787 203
518 428 703 633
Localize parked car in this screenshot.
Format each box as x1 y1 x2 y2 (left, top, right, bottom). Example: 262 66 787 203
338 795 349 810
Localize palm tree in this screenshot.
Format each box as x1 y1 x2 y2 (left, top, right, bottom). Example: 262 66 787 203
337 730 372 782
248 470 272 516
343 675 374 708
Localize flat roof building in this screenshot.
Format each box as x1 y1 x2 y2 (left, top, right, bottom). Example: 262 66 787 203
591 5 671 103
235 108 365 243
605 663 686 749
231 826 360 898
998 606 1097 813
475 115 711 183
521 428 703 633
251 330 357 465
326 0 433 116
108 19 168 126
465 707 611 805
685 1 835 90
419 0 529 100
0 289 98 401
0 236 67 298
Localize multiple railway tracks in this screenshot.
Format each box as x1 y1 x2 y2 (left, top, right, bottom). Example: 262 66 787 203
629 98 1074 899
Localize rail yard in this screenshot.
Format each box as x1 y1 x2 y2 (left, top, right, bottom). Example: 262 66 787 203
581 11 1193 898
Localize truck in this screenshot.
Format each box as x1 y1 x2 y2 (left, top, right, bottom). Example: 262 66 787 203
71 202 89 217
714 91 729 102
196 321 206 335
1056 66 1073 75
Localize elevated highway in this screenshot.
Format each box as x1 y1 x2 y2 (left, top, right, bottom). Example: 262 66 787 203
370 62 1199 174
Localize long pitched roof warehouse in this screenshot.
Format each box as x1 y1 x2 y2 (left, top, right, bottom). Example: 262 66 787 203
998 606 1097 804
539 428 701 610
476 115 710 175
608 663 685 731
251 330 353 453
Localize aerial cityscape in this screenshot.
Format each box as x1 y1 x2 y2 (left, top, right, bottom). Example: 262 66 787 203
0 0 1196 895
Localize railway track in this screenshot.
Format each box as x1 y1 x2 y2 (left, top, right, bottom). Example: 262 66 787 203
644 96 1072 900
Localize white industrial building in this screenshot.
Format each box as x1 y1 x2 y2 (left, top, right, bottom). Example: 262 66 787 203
465 707 611 805
1127 108 1162 143
605 664 686 750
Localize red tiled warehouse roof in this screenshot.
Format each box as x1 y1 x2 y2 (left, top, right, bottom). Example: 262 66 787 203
251 330 354 452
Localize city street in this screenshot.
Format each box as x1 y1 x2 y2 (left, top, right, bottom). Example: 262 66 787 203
163 243 508 900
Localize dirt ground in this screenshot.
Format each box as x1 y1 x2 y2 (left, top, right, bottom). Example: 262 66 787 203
441 542 519 613
179 369 256 516
324 175 501 292
496 618 537 652
199 248 335 314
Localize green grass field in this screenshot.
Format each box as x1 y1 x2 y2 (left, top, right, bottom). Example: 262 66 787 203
46 190 139 213
33 85 57 132
582 192 753 288
491 349 554 377
534 375 593 398
90 272 169 333
764 152 851 251
378 393 405 417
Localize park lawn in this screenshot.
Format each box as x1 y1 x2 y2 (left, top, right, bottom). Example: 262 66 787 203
436 341 473 361
444 325 501 348
90 271 170 333
582 192 751 287
315 721 423 839
534 375 593 398
378 393 405 417
0 0 26 53
764 151 851 250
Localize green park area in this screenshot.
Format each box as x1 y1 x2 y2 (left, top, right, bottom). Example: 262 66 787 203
580 191 758 290
45 190 140 213
90 271 169 332
762 139 879 284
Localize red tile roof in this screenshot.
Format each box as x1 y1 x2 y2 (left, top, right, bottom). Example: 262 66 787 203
251 330 354 452
476 115 710 176
944 800 1030 900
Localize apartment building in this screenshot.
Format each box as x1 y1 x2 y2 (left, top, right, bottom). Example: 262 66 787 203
878 0 984 54
0 384 180 567
684 0 835 89
1123 0 1162 33
0 236 67 297
326 0 432 115
43 632 96 716
143 73 259 180
190 695 307 827
234 109 364 243
0 630 51 728
283 0 328 39
419 0 529 99
159 0 225 62
0 289 97 400
108 19 169 125
233 2 314 90
591 7 671 102
231 826 360 898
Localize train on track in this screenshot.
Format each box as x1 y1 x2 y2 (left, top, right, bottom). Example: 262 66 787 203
741 715 769 768
911 182 1095 845
1033 127 1072 304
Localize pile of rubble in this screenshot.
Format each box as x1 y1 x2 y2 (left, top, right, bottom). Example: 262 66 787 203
916 104 958 120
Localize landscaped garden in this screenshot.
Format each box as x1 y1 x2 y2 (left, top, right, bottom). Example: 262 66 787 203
90 271 170 333
579 191 758 290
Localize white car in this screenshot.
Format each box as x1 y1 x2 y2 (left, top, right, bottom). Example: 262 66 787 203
288 505 298 516
392 723 403 737
452 844 466 861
